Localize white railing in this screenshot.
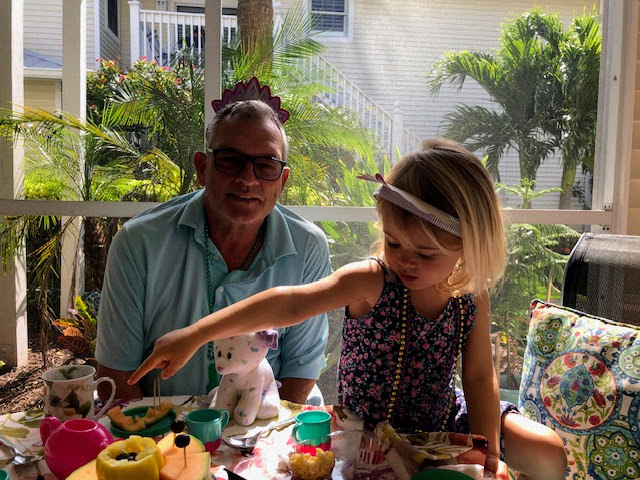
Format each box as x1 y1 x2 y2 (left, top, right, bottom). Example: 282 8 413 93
0 200 613 225
129 2 236 65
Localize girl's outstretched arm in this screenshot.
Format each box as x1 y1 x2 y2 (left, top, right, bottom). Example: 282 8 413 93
128 259 382 385
461 291 510 480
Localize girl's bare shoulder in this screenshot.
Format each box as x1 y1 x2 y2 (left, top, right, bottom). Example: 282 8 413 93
335 258 384 280
334 259 384 315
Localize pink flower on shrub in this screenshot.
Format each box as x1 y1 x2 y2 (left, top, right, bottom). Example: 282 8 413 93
543 396 552 407
589 363 606 376
564 355 577 368
588 415 600 425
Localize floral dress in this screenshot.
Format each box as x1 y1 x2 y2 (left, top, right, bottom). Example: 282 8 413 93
338 258 517 434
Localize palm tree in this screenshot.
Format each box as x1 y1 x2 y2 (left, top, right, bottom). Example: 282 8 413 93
490 178 579 388
0 105 170 360
97 50 204 197
427 9 564 195
237 0 273 56
224 7 376 164
534 11 601 209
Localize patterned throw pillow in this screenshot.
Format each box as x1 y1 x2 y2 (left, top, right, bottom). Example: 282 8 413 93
519 300 640 480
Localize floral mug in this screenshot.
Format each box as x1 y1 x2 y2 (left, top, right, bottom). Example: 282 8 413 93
42 364 115 420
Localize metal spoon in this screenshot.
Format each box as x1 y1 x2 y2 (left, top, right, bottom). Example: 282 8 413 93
0 438 43 466
222 416 296 451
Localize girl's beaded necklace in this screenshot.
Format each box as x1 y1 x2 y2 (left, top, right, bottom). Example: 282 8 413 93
203 219 266 391
385 287 465 432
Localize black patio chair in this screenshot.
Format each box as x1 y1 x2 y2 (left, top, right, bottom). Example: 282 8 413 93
562 232 640 326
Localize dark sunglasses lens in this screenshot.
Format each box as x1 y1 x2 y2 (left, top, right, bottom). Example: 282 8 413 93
213 150 284 180
254 158 283 180
214 152 245 174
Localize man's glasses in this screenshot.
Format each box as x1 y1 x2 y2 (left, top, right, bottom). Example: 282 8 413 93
206 148 287 181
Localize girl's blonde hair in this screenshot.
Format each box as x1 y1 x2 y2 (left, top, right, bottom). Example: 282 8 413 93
375 138 505 294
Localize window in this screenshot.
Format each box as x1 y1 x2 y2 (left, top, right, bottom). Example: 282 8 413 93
310 0 348 36
107 0 118 37
176 6 204 14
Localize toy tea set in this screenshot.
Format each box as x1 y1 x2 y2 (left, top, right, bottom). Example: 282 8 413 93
34 330 327 480
30 336 481 480
37 364 214 480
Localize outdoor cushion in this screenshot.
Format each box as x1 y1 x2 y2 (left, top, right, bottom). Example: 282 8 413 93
518 299 640 480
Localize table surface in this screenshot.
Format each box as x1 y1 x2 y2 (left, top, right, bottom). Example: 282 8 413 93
1 397 490 480
0 395 395 480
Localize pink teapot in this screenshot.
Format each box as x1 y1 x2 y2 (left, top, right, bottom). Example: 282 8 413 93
40 417 114 479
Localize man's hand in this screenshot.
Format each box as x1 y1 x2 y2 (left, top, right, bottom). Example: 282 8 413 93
127 326 201 386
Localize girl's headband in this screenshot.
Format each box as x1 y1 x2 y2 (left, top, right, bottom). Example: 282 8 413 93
358 173 462 237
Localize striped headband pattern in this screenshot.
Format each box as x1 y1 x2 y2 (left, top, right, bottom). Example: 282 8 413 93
358 173 461 237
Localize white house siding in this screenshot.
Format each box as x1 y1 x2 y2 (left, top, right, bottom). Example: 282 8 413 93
24 0 97 72
24 79 61 113
280 0 597 210
100 0 123 63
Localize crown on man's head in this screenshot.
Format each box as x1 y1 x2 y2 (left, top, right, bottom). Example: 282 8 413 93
211 77 290 124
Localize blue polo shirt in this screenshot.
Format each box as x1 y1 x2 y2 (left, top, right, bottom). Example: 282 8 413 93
95 189 331 396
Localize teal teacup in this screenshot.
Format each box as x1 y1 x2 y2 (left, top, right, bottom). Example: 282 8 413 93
292 410 332 454
186 408 229 453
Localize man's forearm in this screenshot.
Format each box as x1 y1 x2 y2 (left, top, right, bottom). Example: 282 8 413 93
278 377 316 404
97 364 144 401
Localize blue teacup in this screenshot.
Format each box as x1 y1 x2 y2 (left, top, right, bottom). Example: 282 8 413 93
186 408 229 453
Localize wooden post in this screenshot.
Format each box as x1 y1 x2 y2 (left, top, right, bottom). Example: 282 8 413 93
129 0 141 66
0 0 28 368
60 0 87 318
204 0 222 135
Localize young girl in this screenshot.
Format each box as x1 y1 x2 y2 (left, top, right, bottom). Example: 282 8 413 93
130 138 566 480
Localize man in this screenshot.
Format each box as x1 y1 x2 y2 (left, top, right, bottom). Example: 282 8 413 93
96 99 331 404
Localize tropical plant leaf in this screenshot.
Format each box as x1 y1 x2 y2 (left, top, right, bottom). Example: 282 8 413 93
61 326 83 338
57 336 92 358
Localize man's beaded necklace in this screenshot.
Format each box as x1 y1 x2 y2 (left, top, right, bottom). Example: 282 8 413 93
385 288 465 432
203 220 266 391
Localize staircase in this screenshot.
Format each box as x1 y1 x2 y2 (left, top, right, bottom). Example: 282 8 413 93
305 55 421 158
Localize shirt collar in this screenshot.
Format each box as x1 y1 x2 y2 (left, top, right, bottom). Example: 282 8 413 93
177 189 297 263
